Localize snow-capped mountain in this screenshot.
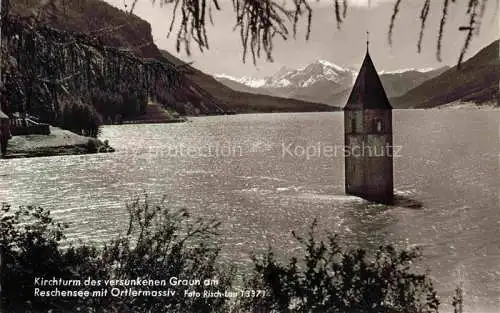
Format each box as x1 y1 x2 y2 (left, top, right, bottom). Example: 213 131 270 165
280 60 354 88
214 60 449 105
215 59 354 92
214 74 268 88
379 67 436 74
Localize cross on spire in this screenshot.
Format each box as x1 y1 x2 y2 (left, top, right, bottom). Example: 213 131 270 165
366 31 370 51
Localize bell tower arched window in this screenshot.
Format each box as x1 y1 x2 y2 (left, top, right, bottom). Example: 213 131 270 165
376 119 383 132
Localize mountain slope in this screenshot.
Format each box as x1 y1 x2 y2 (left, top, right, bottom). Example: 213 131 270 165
11 0 227 116
11 0 163 59
160 50 339 113
379 68 449 97
392 40 499 108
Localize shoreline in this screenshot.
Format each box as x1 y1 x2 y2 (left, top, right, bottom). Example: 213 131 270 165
2 126 115 160
120 117 187 124
3 105 497 160
3 142 114 159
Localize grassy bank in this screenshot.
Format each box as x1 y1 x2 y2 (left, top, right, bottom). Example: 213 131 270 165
3 126 114 159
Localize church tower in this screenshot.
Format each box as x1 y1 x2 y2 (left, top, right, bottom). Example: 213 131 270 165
343 48 394 205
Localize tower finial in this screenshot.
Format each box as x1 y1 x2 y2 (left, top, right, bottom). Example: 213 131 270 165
366 31 370 52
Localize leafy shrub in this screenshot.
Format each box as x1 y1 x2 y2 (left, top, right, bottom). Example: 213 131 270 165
0 195 233 313
1 200 452 313
96 195 233 313
0 205 80 312
235 220 440 313
452 286 464 313
86 139 98 153
57 102 102 138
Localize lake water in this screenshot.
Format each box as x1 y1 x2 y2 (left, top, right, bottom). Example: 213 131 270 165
0 110 498 313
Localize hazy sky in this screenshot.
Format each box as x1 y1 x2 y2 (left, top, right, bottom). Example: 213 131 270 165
104 0 498 77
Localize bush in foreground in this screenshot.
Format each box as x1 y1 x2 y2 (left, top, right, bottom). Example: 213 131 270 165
236 221 440 313
0 196 231 313
0 197 450 313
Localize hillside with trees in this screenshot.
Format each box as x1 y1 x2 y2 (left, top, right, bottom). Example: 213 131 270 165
10 0 335 118
392 40 499 108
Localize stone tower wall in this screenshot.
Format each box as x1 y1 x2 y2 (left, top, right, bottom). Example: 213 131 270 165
344 109 394 204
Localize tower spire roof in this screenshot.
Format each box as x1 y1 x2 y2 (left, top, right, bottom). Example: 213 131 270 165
343 51 392 111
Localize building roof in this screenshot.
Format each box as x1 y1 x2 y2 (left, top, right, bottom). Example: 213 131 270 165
0 110 8 119
344 50 392 110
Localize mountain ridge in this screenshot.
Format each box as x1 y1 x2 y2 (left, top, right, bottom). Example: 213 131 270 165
215 61 449 106
392 39 499 108
159 50 339 113
215 41 499 109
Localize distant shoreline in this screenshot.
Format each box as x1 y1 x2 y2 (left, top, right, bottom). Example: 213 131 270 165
433 101 499 110
3 106 497 160
120 118 187 125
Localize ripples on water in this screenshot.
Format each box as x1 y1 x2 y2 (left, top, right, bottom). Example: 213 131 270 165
0 110 498 313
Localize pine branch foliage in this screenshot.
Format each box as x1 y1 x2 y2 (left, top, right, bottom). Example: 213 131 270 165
132 0 497 66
